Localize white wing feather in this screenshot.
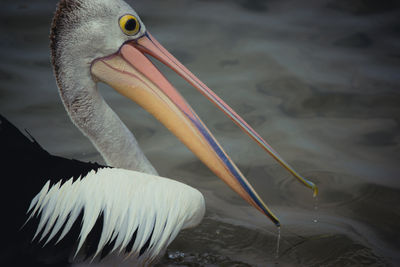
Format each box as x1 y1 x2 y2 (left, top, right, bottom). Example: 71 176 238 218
27 167 205 265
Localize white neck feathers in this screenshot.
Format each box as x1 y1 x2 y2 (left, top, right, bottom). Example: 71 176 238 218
50 0 155 173
59 74 157 174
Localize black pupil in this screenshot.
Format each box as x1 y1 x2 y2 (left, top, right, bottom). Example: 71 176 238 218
125 19 137 31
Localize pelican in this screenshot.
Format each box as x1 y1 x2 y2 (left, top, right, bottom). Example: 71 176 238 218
1 0 317 265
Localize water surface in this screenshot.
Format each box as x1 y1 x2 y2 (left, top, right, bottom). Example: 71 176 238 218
1 0 399 266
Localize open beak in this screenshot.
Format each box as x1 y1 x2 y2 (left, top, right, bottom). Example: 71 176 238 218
91 32 317 226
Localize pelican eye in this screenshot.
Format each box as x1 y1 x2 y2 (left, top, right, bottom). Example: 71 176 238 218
119 14 140 35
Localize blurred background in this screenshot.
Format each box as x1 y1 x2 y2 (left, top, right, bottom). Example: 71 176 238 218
1 0 399 265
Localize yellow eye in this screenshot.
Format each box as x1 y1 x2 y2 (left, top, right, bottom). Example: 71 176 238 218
119 14 140 35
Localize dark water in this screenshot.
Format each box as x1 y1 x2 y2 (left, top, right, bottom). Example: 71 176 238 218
1 0 400 266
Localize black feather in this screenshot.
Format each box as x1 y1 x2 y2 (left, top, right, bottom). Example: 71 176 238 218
0 114 108 266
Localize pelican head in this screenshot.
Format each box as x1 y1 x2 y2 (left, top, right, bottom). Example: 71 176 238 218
50 0 317 227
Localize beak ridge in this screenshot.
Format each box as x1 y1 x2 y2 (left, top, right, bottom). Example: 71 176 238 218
134 33 317 197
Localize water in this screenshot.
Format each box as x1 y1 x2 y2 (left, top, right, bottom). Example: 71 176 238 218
1 0 400 266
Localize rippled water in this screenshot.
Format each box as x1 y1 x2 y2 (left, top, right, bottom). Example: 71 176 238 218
1 0 400 266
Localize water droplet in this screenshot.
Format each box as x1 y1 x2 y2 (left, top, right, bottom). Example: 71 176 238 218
275 226 281 261
168 251 185 259
313 195 319 223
